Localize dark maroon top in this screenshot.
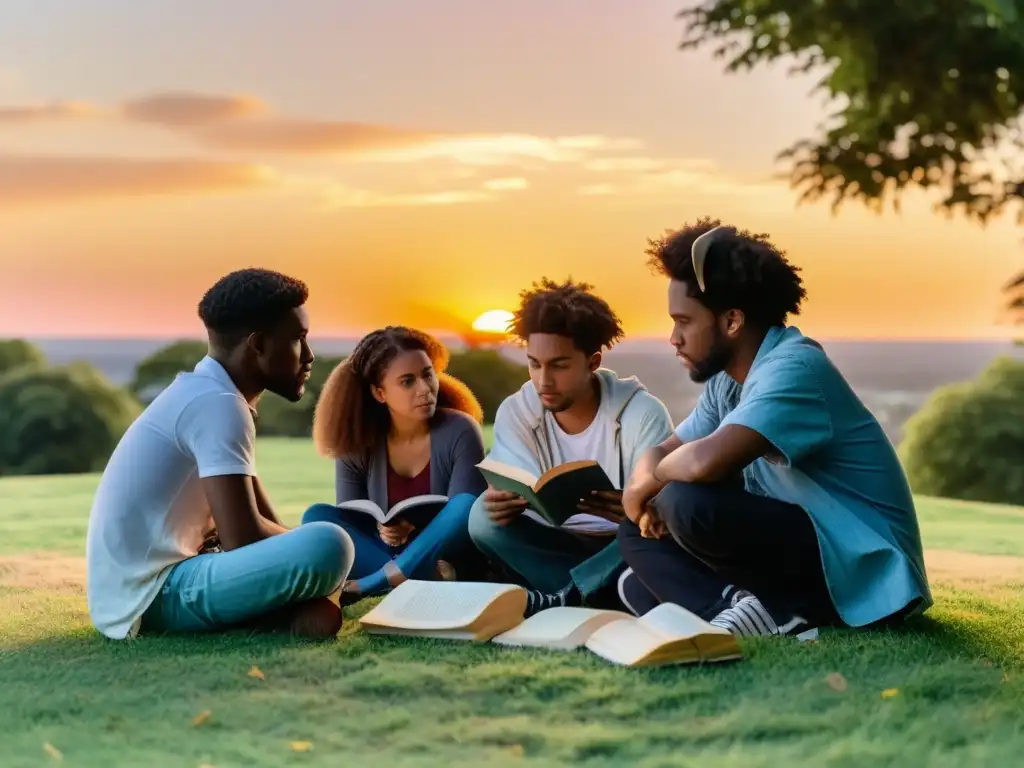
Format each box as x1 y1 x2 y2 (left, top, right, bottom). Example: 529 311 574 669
386 461 432 508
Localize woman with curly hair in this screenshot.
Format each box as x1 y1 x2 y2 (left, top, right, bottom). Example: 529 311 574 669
301 326 489 602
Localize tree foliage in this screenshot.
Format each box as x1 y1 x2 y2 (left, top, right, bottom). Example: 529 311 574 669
446 349 528 424
129 340 208 401
678 1 1024 333
898 356 1024 505
0 339 46 376
0 363 141 476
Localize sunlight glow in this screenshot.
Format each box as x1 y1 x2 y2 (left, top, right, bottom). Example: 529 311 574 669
471 309 514 334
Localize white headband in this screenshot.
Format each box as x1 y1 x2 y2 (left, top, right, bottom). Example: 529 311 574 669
691 225 729 292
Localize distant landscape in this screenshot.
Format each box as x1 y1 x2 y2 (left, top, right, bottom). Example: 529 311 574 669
31 336 1022 444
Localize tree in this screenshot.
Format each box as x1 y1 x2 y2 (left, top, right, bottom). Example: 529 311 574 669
446 349 528 423
129 340 208 402
0 362 141 476
898 356 1024 505
0 339 46 376
677 0 1024 335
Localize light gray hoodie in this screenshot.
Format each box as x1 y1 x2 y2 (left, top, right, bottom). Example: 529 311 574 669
487 368 674 492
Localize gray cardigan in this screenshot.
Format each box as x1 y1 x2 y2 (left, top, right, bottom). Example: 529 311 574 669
334 408 488 508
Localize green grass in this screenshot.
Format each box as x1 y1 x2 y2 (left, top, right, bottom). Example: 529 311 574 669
1 437 1022 767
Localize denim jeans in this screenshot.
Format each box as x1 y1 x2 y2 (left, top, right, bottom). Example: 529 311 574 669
466 492 620 596
300 492 479 595
140 522 354 633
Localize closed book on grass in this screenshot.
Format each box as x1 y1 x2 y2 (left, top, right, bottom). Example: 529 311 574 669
360 581 743 667
336 494 449 527
475 457 616 526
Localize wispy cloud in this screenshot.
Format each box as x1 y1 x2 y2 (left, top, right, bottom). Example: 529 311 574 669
122 91 265 127
320 184 494 209
0 154 274 204
0 101 101 124
482 176 529 191
193 118 438 156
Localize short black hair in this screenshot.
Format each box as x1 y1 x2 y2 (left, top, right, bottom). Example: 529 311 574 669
509 277 624 356
197 268 308 348
646 216 806 328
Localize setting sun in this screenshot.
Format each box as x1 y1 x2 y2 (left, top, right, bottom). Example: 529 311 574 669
471 309 514 335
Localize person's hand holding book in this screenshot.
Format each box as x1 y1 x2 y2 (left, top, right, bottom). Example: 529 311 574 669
576 490 626 523
482 485 528 526
378 519 415 547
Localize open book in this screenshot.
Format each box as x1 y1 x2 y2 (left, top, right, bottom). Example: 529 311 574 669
475 457 616 526
358 581 742 667
336 494 449 526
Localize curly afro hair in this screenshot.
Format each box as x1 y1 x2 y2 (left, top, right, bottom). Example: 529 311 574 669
197 268 308 348
509 277 624 356
645 216 806 328
313 326 483 458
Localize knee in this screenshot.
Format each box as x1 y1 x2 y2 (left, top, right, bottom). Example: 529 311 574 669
652 481 715 532
444 493 477 518
616 518 643 559
297 522 355 593
301 502 340 526
467 494 500 546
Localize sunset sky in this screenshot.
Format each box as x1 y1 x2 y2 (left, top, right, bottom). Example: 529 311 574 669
0 0 1020 342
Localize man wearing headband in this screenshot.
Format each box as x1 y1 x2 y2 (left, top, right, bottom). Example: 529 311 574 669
616 218 931 638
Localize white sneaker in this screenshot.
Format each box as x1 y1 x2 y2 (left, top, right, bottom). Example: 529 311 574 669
710 592 812 638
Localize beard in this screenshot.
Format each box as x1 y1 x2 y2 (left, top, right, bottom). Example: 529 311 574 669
688 331 733 383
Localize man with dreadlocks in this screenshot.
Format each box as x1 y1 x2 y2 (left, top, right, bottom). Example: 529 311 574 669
616 217 931 639
468 278 674 617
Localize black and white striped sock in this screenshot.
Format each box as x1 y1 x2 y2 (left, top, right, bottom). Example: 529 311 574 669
710 593 782 637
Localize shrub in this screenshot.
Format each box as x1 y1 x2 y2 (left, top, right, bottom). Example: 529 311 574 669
0 362 141 476
0 339 46 376
129 340 208 402
898 356 1024 506
446 349 527 424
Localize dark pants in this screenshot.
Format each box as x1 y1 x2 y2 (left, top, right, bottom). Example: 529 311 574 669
617 481 841 627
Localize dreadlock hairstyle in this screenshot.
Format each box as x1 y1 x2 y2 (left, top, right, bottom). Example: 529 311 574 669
312 326 483 459
645 216 806 328
509 277 625 356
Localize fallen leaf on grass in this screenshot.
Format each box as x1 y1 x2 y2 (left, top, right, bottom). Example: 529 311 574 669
825 672 848 692
43 743 63 761
191 710 212 727
290 741 313 752
880 688 899 699
247 665 265 680
506 744 525 758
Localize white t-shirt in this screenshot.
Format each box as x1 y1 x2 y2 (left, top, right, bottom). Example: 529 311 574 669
546 416 619 534
85 356 257 640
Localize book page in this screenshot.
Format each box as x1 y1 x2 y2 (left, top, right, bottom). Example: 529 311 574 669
584 618 694 666
476 457 539 489
387 494 448 523
492 607 631 650
359 581 523 630
335 499 385 523
639 602 731 641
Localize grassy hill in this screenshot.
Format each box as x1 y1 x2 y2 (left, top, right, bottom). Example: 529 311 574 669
1 437 1022 767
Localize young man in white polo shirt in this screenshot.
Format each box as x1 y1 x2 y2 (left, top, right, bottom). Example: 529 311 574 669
86 268 355 640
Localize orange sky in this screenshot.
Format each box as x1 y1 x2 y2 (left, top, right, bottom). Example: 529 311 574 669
0 0 1020 341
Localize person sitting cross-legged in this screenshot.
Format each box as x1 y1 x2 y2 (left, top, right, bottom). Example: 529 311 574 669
468 278 674 616
86 268 355 641
616 219 932 638
301 327 490 603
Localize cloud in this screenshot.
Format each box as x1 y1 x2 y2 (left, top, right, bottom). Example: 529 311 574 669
482 176 529 191
577 156 778 199
319 184 494 209
0 154 274 204
193 118 438 155
0 101 101 124
121 91 267 127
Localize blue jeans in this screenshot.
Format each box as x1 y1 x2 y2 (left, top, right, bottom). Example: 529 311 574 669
140 522 354 633
301 493 477 596
467 493 621 596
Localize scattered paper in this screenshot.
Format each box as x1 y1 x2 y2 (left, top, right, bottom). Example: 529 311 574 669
43 744 63 761
191 710 212 727
880 688 899 699
825 672 848 692
290 741 313 752
247 665 265 680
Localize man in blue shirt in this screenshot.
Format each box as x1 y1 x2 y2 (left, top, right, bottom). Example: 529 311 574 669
618 218 932 637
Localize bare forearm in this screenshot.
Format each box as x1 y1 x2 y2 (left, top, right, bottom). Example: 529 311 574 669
654 426 770 484
252 477 285 526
